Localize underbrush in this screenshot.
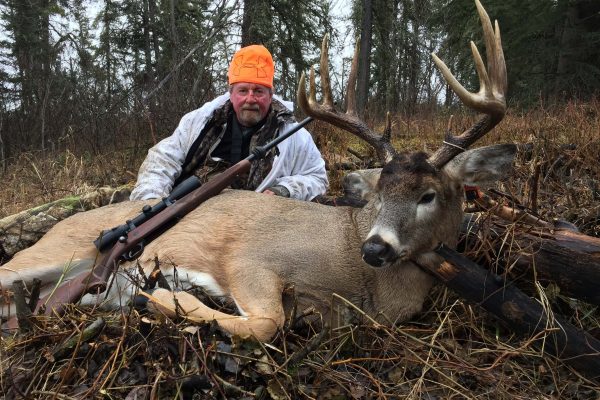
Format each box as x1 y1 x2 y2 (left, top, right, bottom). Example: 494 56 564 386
2 289 598 399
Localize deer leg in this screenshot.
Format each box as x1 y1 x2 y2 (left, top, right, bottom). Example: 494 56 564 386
147 274 285 342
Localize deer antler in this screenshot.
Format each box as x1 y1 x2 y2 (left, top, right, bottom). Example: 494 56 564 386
428 0 507 169
297 35 397 163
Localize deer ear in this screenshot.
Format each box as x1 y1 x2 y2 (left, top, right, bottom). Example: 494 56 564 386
444 144 517 187
343 168 383 201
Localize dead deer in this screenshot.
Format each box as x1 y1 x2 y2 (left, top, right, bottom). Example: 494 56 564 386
1 0 514 342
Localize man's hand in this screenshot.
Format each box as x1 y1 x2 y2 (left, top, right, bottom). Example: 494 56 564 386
263 185 290 197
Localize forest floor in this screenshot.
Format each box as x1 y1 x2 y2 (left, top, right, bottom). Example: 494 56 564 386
1 100 600 399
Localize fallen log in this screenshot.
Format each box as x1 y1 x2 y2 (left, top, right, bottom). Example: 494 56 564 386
460 194 600 306
436 198 600 377
0 186 131 264
425 244 600 379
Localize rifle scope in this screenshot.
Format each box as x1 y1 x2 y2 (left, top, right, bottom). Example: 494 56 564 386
93 175 201 251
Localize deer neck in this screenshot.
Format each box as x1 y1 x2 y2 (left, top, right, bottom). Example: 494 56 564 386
352 199 379 240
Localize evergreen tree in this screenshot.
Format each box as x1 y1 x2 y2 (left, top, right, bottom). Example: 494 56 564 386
433 0 600 105
241 0 333 101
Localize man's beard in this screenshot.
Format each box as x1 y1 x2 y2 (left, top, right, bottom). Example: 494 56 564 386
238 107 262 127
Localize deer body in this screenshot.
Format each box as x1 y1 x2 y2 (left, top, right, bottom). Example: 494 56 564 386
0 190 435 327
1 144 514 341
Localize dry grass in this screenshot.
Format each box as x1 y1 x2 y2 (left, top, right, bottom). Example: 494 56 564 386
0 149 142 219
1 100 600 399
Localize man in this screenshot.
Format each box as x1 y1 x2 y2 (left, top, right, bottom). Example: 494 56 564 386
130 45 328 201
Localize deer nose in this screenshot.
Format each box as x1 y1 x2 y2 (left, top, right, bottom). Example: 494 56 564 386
362 235 396 267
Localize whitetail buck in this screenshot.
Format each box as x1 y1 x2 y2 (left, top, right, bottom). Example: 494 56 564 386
1 0 514 342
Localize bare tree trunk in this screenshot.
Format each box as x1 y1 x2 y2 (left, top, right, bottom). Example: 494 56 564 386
142 0 153 77
170 0 178 62
241 0 258 46
357 0 373 117
0 114 5 175
39 0 51 152
39 81 50 152
407 3 421 115
444 81 453 107
554 2 578 98
103 0 112 106
147 0 160 72
398 0 409 113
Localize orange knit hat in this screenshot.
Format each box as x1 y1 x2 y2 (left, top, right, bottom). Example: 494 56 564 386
228 45 274 89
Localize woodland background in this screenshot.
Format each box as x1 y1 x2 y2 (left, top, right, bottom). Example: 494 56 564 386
0 0 599 171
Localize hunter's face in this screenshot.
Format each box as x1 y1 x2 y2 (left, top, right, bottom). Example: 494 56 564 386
230 83 273 127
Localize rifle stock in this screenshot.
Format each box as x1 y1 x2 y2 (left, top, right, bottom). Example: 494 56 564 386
29 116 313 319
36 269 100 316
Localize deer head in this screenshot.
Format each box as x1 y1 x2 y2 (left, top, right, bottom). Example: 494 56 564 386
298 0 515 268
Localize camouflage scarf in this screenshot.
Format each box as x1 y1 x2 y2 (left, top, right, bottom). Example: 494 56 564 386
178 98 295 190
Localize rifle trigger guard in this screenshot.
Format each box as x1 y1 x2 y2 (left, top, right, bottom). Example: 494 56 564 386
123 242 145 261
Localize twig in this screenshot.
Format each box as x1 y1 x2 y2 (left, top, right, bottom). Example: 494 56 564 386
286 326 328 368
31 391 77 400
347 147 366 161
52 317 106 360
6 364 26 399
181 332 228 399
293 305 317 329
22 357 49 397
527 162 541 213
12 280 34 333
151 257 171 290
282 284 297 332
213 373 256 397
27 278 41 312
149 370 163 400
84 315 128 397
475 194 551 228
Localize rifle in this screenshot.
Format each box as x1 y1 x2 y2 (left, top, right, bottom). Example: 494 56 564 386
33 116 314 317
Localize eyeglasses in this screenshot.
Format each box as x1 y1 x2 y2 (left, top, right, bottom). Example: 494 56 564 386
233 87 270 99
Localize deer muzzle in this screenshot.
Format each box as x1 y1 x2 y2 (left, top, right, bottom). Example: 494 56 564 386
361 234 403 267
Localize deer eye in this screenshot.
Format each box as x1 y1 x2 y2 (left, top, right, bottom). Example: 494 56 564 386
418 192 435 204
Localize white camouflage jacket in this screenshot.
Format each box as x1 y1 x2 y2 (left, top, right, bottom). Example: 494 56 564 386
130 93 328 201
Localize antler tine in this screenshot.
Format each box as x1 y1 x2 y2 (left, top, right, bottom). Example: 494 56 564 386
297 36 396 163
428 0 507 169
319 35 335 109
345 41 360 116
